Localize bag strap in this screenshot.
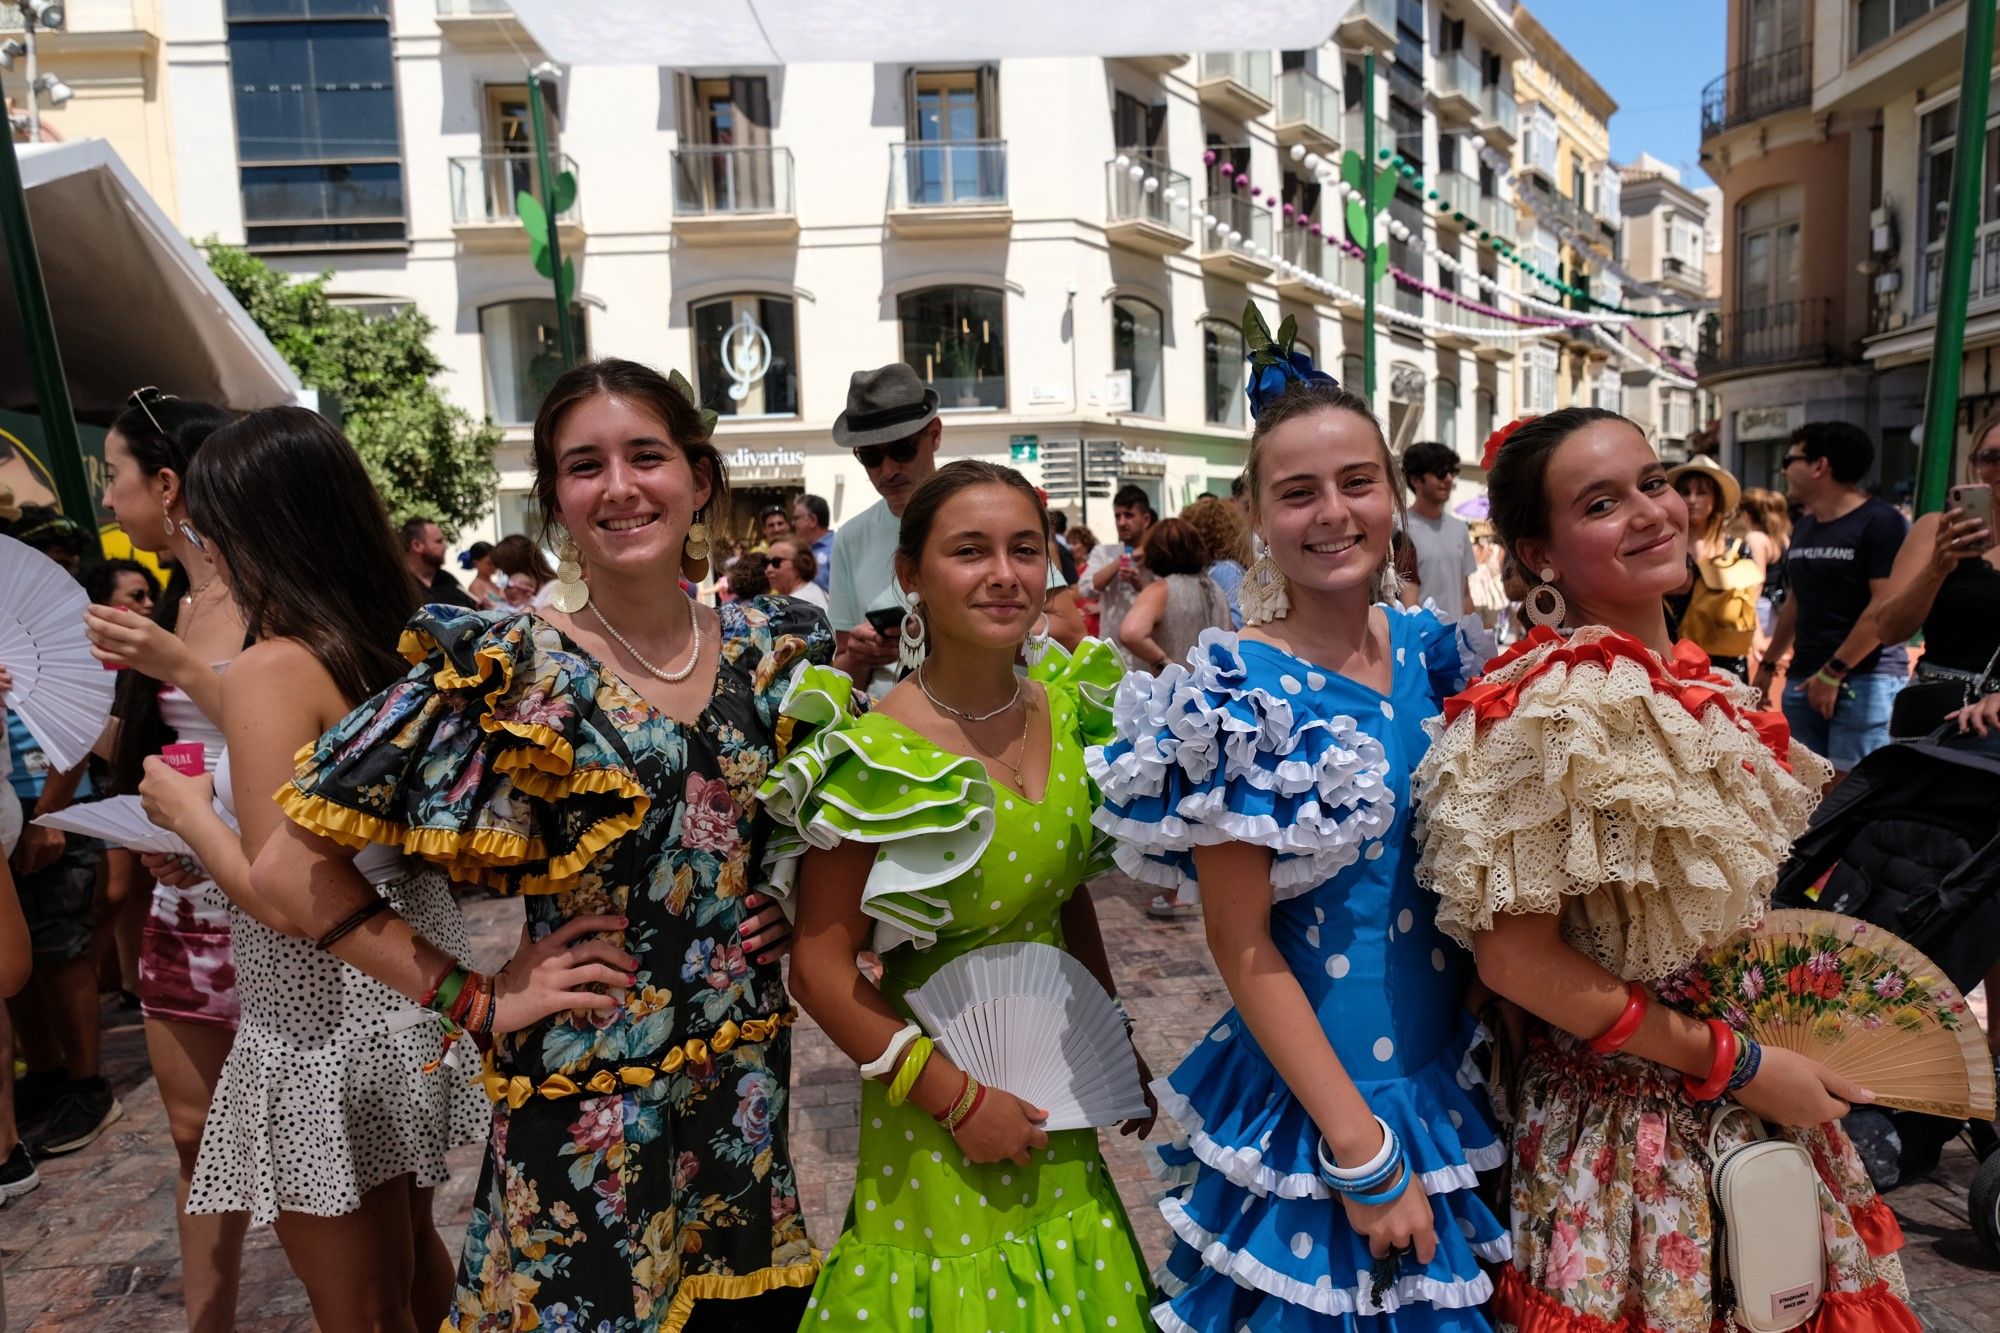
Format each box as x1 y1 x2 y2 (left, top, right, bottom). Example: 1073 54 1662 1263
1704 1102 1765 1164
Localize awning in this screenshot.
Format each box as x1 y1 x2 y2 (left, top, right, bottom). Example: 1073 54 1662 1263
508 0 1352 66
4 139 303 418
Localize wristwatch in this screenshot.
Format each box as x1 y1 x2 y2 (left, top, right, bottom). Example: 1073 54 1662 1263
1824 656 1853 679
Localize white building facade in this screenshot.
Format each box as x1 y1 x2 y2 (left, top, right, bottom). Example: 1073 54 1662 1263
163 0 1527 548
1617 152 1714 460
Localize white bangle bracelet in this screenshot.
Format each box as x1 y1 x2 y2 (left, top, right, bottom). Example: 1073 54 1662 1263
1318 1114 1397 1180
860 1023 922 1080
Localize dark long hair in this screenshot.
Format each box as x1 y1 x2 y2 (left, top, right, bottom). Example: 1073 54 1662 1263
1486 407 1626 570
895 460 1050 567
183 407 415 706
106 395 235 795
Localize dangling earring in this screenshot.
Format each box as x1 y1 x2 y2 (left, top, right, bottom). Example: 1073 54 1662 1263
1023 614 1053 668
1524 567 1567 628
549 533 590 613
1240 551 1290 625
682 519 711 582
898 594 928 672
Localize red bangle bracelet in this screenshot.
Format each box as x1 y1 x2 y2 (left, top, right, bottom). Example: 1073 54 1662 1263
1683 1019 1738 1102
1586 981 1649 1055
934 1070 972 1126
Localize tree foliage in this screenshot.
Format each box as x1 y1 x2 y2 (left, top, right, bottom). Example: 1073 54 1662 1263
202 240 500 534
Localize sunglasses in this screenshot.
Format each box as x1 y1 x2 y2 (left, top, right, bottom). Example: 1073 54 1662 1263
127 385 180 435
1973 448 2000 467
1781 453 1812 468
762 555 790 568
854 438 922 470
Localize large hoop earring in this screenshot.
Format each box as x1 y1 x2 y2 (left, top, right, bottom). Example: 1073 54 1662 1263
163 498 206 553
1524 568 1566 628
549 533 590 613
682 519 711 582
898 594 928 672
1240 552 1290 625
1023 613 1053 668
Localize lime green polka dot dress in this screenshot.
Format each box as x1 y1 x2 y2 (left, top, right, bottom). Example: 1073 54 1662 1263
760 640 1154 1331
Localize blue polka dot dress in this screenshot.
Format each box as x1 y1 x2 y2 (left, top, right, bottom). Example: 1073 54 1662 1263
1087 607 1509 1332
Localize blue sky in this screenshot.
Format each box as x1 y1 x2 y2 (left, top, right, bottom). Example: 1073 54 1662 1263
1518 0 1728 186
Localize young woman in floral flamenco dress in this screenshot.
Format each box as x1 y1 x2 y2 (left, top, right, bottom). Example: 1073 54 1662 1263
764 461 1155 1331
1413 407 1918 1333
1090 309 1508 1333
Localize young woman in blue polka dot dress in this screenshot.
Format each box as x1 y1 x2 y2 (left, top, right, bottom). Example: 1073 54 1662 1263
1089 330 1507 1333
762 461 1154 1331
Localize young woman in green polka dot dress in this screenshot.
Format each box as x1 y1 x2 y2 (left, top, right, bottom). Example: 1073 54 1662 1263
760 461 1155 1331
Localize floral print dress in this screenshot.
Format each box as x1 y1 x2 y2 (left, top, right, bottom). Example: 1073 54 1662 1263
1413 627 1919 1333
279 599 831 1333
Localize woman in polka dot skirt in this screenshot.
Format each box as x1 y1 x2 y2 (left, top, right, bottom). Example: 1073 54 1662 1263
764 462 1155 1330
1089 356 1508 1332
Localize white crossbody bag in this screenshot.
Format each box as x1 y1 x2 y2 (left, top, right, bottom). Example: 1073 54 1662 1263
1704 1105 1825 1332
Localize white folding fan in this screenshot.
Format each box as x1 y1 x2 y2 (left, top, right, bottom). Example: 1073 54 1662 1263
33 794 238 859
904 940 1148 1132
0 535 114 774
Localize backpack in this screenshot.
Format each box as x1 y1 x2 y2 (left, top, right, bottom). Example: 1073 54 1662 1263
1680 538 1761 658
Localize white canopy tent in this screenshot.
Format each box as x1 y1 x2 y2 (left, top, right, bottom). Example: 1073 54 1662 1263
5 140 303 418
507 0 1353 66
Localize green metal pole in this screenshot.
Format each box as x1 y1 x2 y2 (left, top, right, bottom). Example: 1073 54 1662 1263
1362 50 1377 402
1916 0 1997 515
528 72 578 370
0 122 102 549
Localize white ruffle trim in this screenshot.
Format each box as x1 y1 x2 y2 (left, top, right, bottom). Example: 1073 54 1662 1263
1159 1195 1505 1316
1150 1078 1505 1202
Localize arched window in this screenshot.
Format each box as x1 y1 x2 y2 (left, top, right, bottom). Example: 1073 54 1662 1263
691 294 799 418
1112 298 1164 417
1202 319 1246 428
899 286 1006 409
1474 385 1496 447
479 299 587 425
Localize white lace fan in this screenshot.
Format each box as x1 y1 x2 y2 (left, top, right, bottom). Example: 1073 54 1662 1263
0 535 113 774
904 941 1148 1132
33 794 237 858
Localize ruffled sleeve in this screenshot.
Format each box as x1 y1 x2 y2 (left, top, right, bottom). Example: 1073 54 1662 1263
1401 602 1484 708
756 664 997 951
1084 628 1395 904
278 607 651 894
726 594 835 738
1412 625 1833 980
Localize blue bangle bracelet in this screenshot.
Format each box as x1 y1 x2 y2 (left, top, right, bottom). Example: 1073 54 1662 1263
1727 1037 1763 1092
1343 1161 1413 1208
1316 1132 1405 1194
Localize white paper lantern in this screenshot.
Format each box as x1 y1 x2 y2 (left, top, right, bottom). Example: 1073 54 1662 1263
1114 153 1130 169
1202 212 1217 227
1128 165 1145 181
1143 176 1159 193
1289 143 1306 161
1304 153 1323 172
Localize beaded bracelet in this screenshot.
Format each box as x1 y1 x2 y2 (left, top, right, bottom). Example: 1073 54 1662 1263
1586 981 1649 1055
1727 1035 1764 1092
885 1037 934 1107
1683 1019 1738 1102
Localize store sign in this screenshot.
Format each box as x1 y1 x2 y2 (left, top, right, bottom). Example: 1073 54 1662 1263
722 310 773 402
1009 434 1038 463
722 446 806 484
1120 445 1167 478
1736 404 1803 441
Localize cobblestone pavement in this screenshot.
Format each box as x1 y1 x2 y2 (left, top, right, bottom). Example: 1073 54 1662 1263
0 877 1994 1328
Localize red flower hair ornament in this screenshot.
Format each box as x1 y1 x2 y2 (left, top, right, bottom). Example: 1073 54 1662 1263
1480 415 1538 472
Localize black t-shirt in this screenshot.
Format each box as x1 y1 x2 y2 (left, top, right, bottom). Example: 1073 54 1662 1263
420 567 478 610
1783 497 1908 678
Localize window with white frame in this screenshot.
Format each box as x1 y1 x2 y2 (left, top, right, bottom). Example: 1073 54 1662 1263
1592 364 1621 412
1434 378 1459 455
1523 103 1558 178
900 286 1006 409
1661 387 1693 438
1521 342 1558 413
1112 298 1165 417
1203 320 1247 429
480 299 587 425
1529 227 1562 294
691 294 799 418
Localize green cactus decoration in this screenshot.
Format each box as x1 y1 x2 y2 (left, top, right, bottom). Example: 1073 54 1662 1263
1339 147 1397 285
516 176 577 303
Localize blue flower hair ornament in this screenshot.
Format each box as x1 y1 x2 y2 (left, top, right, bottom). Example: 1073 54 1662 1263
1242 301 1340 420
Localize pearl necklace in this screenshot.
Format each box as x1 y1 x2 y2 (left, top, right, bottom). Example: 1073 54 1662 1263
590 598 702 683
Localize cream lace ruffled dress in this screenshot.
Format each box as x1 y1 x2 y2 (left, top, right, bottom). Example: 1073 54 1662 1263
1413 625 1918 1333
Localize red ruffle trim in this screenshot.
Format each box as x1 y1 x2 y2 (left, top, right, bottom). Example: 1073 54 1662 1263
1848 1196 1906 1257
1495 1264 1921 1333
1442 625 1795 772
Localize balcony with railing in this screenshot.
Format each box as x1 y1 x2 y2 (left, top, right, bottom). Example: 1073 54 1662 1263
1199 193 1274 280
1337 0 1396 51
1697 299 1836 378
1432 167 1480 231
1660 253 1706 293
1476 191 1512 239
1104 156 1193 255
887 140 1011 236
435 0 531 48
1434 51 1484 121
1343 109 1415 165
670 146 797 242
1917 226 2000 316
449 152 583 249
1196 51 1274 119
1700 45 1810 142
1478 83 1518 145
1275 68 1340 156
1276 223 1328 299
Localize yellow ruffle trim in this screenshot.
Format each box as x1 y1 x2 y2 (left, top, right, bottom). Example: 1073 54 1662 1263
478 1011 797 1107
661 1255 823 1333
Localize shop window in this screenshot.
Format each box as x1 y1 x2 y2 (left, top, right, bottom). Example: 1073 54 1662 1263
1113 298 1165 418
900 286 1006 409
692 294 800 418
480 300 586 425
1202 319 1246 429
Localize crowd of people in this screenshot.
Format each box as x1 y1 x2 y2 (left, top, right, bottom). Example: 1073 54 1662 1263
0 319 1991 1333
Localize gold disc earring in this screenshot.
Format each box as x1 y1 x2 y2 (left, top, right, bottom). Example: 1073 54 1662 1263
549 533 590 613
